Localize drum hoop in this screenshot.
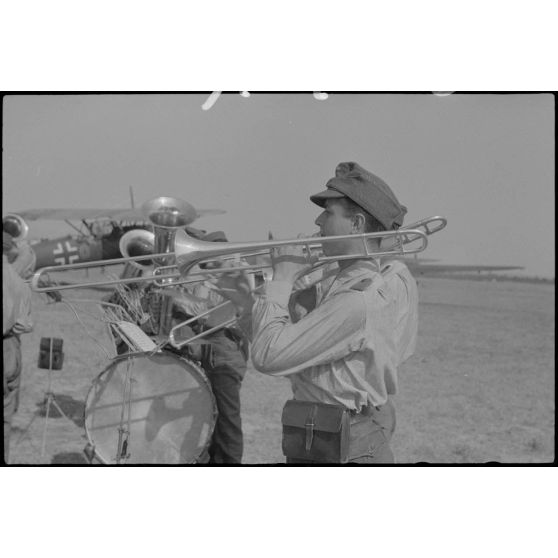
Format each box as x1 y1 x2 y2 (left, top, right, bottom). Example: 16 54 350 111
84 350 218 465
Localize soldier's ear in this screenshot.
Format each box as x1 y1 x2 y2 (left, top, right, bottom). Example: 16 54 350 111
352 213 365 233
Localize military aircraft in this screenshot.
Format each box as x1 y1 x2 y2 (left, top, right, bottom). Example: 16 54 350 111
404 260 524 276
2 196 225 271
402 254 524 276
244 254 524 290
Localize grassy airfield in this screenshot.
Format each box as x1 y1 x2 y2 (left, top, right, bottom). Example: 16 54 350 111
7 273 554 464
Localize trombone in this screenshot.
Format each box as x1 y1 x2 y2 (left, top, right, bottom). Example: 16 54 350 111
29 218 444 293
152 216 447 287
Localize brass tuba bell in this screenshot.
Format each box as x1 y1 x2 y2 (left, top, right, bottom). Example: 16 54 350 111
3 213 30 241
119 229 156 269
141 197 198 269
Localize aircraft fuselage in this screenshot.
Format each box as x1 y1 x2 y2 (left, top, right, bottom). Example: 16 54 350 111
31 235 110 268
30 226 147 269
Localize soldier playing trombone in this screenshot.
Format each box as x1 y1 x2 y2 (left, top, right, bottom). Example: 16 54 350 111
217 162 418 464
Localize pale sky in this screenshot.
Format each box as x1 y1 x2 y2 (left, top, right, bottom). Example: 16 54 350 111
2 93 555 278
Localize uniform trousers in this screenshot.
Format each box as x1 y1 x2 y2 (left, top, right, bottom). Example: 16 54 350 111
286 399 396 464
3 336 22 463
197 331 247 465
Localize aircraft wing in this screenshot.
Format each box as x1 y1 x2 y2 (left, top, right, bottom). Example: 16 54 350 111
406 263 524 274
15 208 144 221
15 207 225 222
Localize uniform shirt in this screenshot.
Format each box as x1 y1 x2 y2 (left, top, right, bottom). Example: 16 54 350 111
170 275 249 351
3 255 33 336
173 260 254 337
170 277 249 370
250 259 418 411
11 240 36 280
173 280 237 329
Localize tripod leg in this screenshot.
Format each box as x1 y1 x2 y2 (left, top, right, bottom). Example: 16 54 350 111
40 339 55 463
50 396 71 421
40 393 52 462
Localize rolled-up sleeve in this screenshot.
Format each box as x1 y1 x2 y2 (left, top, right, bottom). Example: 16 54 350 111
251 280 367 376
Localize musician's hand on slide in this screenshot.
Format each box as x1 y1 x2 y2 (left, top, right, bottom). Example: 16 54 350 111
211 271 255 316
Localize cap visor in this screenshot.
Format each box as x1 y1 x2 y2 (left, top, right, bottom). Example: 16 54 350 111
309 189 345 208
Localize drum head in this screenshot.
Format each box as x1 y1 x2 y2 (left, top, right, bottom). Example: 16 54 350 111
85 351 216 464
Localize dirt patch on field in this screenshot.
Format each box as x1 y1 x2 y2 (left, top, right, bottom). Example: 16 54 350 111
6 275 554 464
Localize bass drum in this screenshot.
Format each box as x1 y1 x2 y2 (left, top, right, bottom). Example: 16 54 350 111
84 351 217 464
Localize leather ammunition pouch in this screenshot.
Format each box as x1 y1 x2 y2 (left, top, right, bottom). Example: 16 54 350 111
281 399 351 463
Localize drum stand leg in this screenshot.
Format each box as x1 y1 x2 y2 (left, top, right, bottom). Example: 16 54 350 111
115 358 134 464
116 427 130 464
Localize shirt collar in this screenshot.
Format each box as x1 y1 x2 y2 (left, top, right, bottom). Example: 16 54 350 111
324 259 380 298
335 259 380 281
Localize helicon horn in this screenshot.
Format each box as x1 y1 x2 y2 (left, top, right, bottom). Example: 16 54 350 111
119 229 156 270
3 213 29 241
